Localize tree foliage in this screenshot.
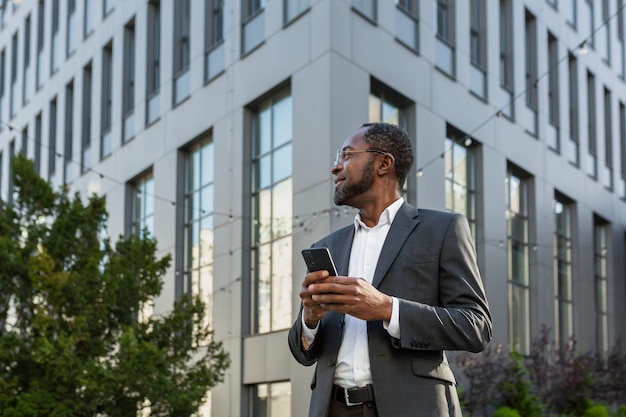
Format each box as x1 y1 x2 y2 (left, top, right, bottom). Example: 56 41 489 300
0 155 230 416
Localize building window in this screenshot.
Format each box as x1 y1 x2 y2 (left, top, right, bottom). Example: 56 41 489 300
445 126 477 241
469 0 487 99
601 0 610 63
35 112 42 175
352 0 376 22
285 0 309 23
250 92 293 334
593 216 609 355
84 0 95 37
101 41 113 159
123 18 136 143
568 52 580 165
603 87 613 190
104 0 115 17
369 79 414 202
548 32 560 151
180 136 214 354
21 126 28 159
618 0 625 79
23 14 32 105
205 0 225 82
173 0 191 105
8 141 15 204
81 62 92 173
0 151 3 200
48 97 57 180
242 0 265 55
129 173 155 237
587 70 597 178
36 0 44 90
250 382 291 416
565 0 576 27
553 194 573 350
582 0 595 49
506 167 531 355
395 0 419 51
9 32 17 118
0 48 4 128
64 81 74 185
619 101 626 199
51 0 60 74
524 10 538 136
499 0 514 118
67 0 76 57
146 0 160 125
435 0 455 76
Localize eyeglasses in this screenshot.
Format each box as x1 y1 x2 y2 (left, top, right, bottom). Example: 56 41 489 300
333 149 390 166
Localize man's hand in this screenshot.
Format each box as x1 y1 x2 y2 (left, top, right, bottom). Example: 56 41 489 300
299 270 334 329
308 276 393 322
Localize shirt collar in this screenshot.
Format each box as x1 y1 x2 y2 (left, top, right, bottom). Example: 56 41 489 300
353 197 405 231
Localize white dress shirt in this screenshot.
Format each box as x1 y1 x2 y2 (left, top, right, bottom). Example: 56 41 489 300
302 198 403 388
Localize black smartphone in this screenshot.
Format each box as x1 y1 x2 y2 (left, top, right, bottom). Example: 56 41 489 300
301 247 338 276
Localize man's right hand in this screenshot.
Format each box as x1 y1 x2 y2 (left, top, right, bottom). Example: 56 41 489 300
300 270 333 328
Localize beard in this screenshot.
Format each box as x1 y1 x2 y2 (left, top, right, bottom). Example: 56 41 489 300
334 163 375 206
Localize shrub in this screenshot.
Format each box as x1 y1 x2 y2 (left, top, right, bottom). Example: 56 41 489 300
582 404 609 417
492 406 520 417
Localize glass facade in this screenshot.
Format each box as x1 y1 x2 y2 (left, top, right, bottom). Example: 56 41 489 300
506 169 530 355
251 93 293 334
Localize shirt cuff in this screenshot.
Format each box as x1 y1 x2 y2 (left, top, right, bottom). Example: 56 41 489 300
383 297 400 338
301 314 319 346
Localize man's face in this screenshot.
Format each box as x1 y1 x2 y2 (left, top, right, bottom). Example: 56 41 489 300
332 129 377 207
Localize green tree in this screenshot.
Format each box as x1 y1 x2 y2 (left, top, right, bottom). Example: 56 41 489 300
0 155 230 417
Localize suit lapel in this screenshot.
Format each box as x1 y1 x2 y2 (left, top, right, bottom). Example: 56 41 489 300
371 203 420 288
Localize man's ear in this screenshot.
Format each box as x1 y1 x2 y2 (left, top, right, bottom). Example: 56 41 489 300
376 154 395 177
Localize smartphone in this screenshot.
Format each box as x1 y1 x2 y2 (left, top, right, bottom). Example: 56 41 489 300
301 247 338 276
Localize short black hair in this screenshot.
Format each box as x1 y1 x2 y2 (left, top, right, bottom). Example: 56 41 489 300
360 122 414 187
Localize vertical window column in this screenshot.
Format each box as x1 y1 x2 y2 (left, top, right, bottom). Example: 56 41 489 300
593 217 609 356
587 71 598 178
51 0 60 74
81 62 92 173
600 0 610 64
64 81 74 184
173 0 190 105
84 0 95 37
395 0 419 52
242 0 265 55
553 195 573 350
524 10 538 136
506 168 531 355
129 173 155 237
23 14 32 105
284 0 309 24
101 41 113 159
445 126 477 241
146 0 161 125
67 0 76 57
36 0 45 90
250 93 293 334
618 0 625 79
547 32 560 151
205 0 225 82
568 53 580 165
48 97 58 180
250 382 291 417
499 0 514 118
0 49 5 127
619 101 626 199
469 0 487 99
435 0 456 77
35 113 42 175
10 32 17 119
602 87 614 190
123 18 136 142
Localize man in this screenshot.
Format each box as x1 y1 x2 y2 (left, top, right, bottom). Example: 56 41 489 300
288 123 492 417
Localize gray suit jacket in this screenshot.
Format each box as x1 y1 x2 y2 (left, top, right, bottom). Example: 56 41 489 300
288 203 492 417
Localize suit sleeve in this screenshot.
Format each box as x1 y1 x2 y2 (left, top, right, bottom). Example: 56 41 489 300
395 213 492 353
